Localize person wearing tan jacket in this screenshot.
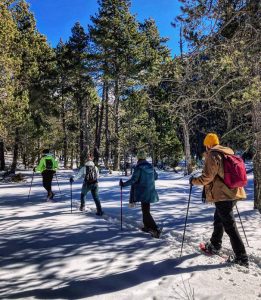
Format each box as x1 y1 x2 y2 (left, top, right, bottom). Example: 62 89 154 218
190 133 249 267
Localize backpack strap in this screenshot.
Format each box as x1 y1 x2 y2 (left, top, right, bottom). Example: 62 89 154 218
208 150 225 180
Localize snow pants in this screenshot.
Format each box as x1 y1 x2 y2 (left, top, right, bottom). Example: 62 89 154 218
81 182 102 213
141 202 158 231
210 200 247 258
42 170 55 196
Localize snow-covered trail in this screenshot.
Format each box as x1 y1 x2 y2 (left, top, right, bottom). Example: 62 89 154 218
0 169 260 300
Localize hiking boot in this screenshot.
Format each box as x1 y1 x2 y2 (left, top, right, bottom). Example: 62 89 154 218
227 255 249 268
46 193 53 202
79 204 85 211
96 211 104 216
205 241 221 255
150 228 162 239
141 227 151 233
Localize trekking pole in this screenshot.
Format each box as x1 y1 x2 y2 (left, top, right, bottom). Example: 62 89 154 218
180 184 193 257
235 203 250 247
55 173 62 199
27 171 35 201
120 186 123 231
70 180 73 213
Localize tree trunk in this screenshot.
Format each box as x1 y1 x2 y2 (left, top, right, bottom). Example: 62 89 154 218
76 151 79 169
0 139 5 170
70 147 74 169
252 100 261 212
22 151 27 169
130 153 133 175
104 84 110 169
181 118 193 175
0 139 5 171
94 104 100 164
10 128 19 173
37 137 41 162
79 97 85 166
84 95 90 159
113 80 120 171
62 104 68 168
94 82 106 164
226 110 233 132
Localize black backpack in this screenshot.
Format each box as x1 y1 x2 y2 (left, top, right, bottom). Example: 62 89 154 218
45 158 53 170
85 165 97 183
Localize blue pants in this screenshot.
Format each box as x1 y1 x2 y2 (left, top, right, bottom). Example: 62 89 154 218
80 182 102 212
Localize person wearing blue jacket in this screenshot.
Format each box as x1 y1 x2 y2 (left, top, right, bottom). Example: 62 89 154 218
119 150 161 238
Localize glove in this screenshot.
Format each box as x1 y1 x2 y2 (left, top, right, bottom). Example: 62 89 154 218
189 176 194 186
119 179 124 187
69 177 74 184
33 167 36 172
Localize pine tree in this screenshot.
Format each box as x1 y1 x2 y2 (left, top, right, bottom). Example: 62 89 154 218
0 1 20 170
67 22 97 165
54 39 72 167
89 0 145 170
3 0 55 172
9 0 40 172
139 18 170 84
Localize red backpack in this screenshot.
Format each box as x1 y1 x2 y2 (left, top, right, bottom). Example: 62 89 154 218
222 154 247 189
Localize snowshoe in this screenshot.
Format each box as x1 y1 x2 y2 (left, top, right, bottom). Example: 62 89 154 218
149 227 163 239
199 242 228 261
226 255 249 268
79 205 85 212
200 241 221 255
96 210 104 216
141 227 151 233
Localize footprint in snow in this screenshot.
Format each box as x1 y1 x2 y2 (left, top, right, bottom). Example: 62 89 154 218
225 271 231 275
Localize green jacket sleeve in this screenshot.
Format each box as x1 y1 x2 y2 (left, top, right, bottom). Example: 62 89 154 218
36 158 45 173
53 157 58 170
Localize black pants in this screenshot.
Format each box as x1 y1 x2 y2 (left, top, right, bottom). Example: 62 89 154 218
210 201 246 257
42 170 55 195
141 202 157 231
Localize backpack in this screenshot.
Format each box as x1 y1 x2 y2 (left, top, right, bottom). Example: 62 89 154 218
85 165 97 183
222 154 247 189
45 158 53 170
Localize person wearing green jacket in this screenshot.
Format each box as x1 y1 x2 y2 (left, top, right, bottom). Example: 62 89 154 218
34 149 58 201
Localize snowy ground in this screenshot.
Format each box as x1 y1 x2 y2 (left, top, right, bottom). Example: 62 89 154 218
0 166 261 300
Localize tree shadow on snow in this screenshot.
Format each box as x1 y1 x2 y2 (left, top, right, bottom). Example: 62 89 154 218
5 253 225 300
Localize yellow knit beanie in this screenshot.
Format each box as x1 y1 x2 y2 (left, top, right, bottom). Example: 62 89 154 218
203 133 220 147
137 150 146 160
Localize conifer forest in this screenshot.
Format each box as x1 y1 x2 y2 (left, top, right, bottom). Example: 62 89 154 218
0 0 260 210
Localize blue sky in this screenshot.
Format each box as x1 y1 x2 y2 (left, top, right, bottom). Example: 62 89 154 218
27 0 182 56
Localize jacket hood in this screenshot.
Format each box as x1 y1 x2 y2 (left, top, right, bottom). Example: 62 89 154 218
210 145 234 155
137 160 154 174
43 153 53 157
85 160 95 167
